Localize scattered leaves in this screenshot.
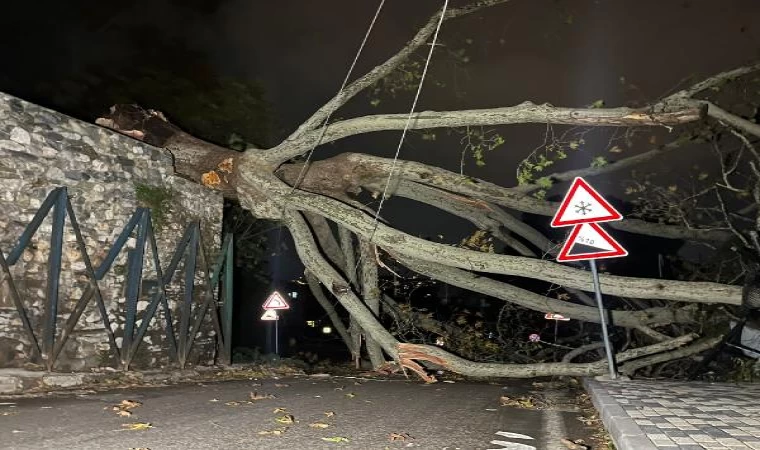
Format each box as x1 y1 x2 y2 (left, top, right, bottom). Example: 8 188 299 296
309 422 330 429
273 407 288 414
274 383 290 388
344 392 356 398
324 411 336 418
499 395 550 409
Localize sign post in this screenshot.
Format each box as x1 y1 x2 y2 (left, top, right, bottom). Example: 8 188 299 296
551 177 628 380
262 291 290 356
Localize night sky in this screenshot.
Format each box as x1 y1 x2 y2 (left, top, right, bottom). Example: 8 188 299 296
2 0 760 280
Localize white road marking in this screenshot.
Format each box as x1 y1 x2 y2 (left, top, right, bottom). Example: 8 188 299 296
494 431 534 440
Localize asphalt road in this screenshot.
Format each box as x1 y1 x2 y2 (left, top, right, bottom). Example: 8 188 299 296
0 375 597 449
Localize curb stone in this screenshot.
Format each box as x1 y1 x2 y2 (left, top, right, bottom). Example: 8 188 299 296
583 378 657 450
0 364 305 396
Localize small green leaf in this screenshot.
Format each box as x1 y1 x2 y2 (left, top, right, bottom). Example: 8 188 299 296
588 99 605 108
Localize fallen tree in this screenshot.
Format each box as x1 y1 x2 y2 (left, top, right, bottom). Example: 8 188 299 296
96 0 760 379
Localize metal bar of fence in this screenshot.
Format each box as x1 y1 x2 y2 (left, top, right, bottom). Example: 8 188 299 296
222 235 234 365
0 250 42 361
6 188 62 265
178 223 199 367
43 189 66 369
127 214 177 366
94 210 142 280
51 197 122 368
185 229 225 364
121 209 148 369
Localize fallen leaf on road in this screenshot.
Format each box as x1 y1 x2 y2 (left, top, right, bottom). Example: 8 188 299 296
560 438 589 450
116 410 132 417
225 401 242 406
275 414 296 424
442 380 455 384
273 407 288 414
120 400 142 410
274 383 290 388
120 422 153 431
257 427 288 436
209 398 219 402
321 436 350 443
389 432 412 442
334 386 345 391
250 391 276 401
0 411 18 416
324 411 335 418
345 393 356 398
310 422 330 429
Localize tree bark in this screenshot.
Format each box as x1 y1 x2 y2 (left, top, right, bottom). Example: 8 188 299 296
359 239 386 368
305 273 355 356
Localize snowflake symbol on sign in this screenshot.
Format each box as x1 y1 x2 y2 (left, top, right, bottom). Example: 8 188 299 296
574 201 592 215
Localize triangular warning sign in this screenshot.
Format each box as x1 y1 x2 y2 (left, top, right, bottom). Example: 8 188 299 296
262 291 290 310
557 223 628 262
551 177 623 227
261 310 279 321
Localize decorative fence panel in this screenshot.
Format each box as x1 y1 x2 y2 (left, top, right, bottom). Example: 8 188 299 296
0 186 233 371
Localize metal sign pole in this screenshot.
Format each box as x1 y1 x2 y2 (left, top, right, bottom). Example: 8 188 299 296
589 259 617 379
275 319 279 355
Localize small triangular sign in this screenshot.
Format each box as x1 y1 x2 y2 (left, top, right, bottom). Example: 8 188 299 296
557 223 628 262
551 177 623 227
261 310 279 321
262 291 290 310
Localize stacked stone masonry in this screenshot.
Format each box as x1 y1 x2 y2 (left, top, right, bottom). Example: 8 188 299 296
0 92 224 371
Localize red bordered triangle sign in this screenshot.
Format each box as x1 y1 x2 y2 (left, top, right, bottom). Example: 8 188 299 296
262 291 290 310
551 177 622 227
557 223 628 262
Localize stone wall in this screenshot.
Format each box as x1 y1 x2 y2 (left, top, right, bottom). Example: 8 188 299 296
0 92 224 371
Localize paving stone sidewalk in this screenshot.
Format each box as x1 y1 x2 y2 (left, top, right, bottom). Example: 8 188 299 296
584 378 760 449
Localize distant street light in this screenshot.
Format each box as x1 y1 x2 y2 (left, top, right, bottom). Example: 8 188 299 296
322 326 332 334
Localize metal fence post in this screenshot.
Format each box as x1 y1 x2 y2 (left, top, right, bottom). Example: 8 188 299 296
222 235 234 364
178 223 199 368
121 209 148 369
43 188 67 370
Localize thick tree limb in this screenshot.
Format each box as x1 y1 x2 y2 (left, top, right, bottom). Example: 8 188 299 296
394 180 536 256
395 255 694 329
305 273 355 356
397 333 697 378
243 167 742 304
338 152 731 242
562 342 605 363
619 334 724 376
266 103 704 164
96 104 242 198
304 213 346 271
359 238 386 368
